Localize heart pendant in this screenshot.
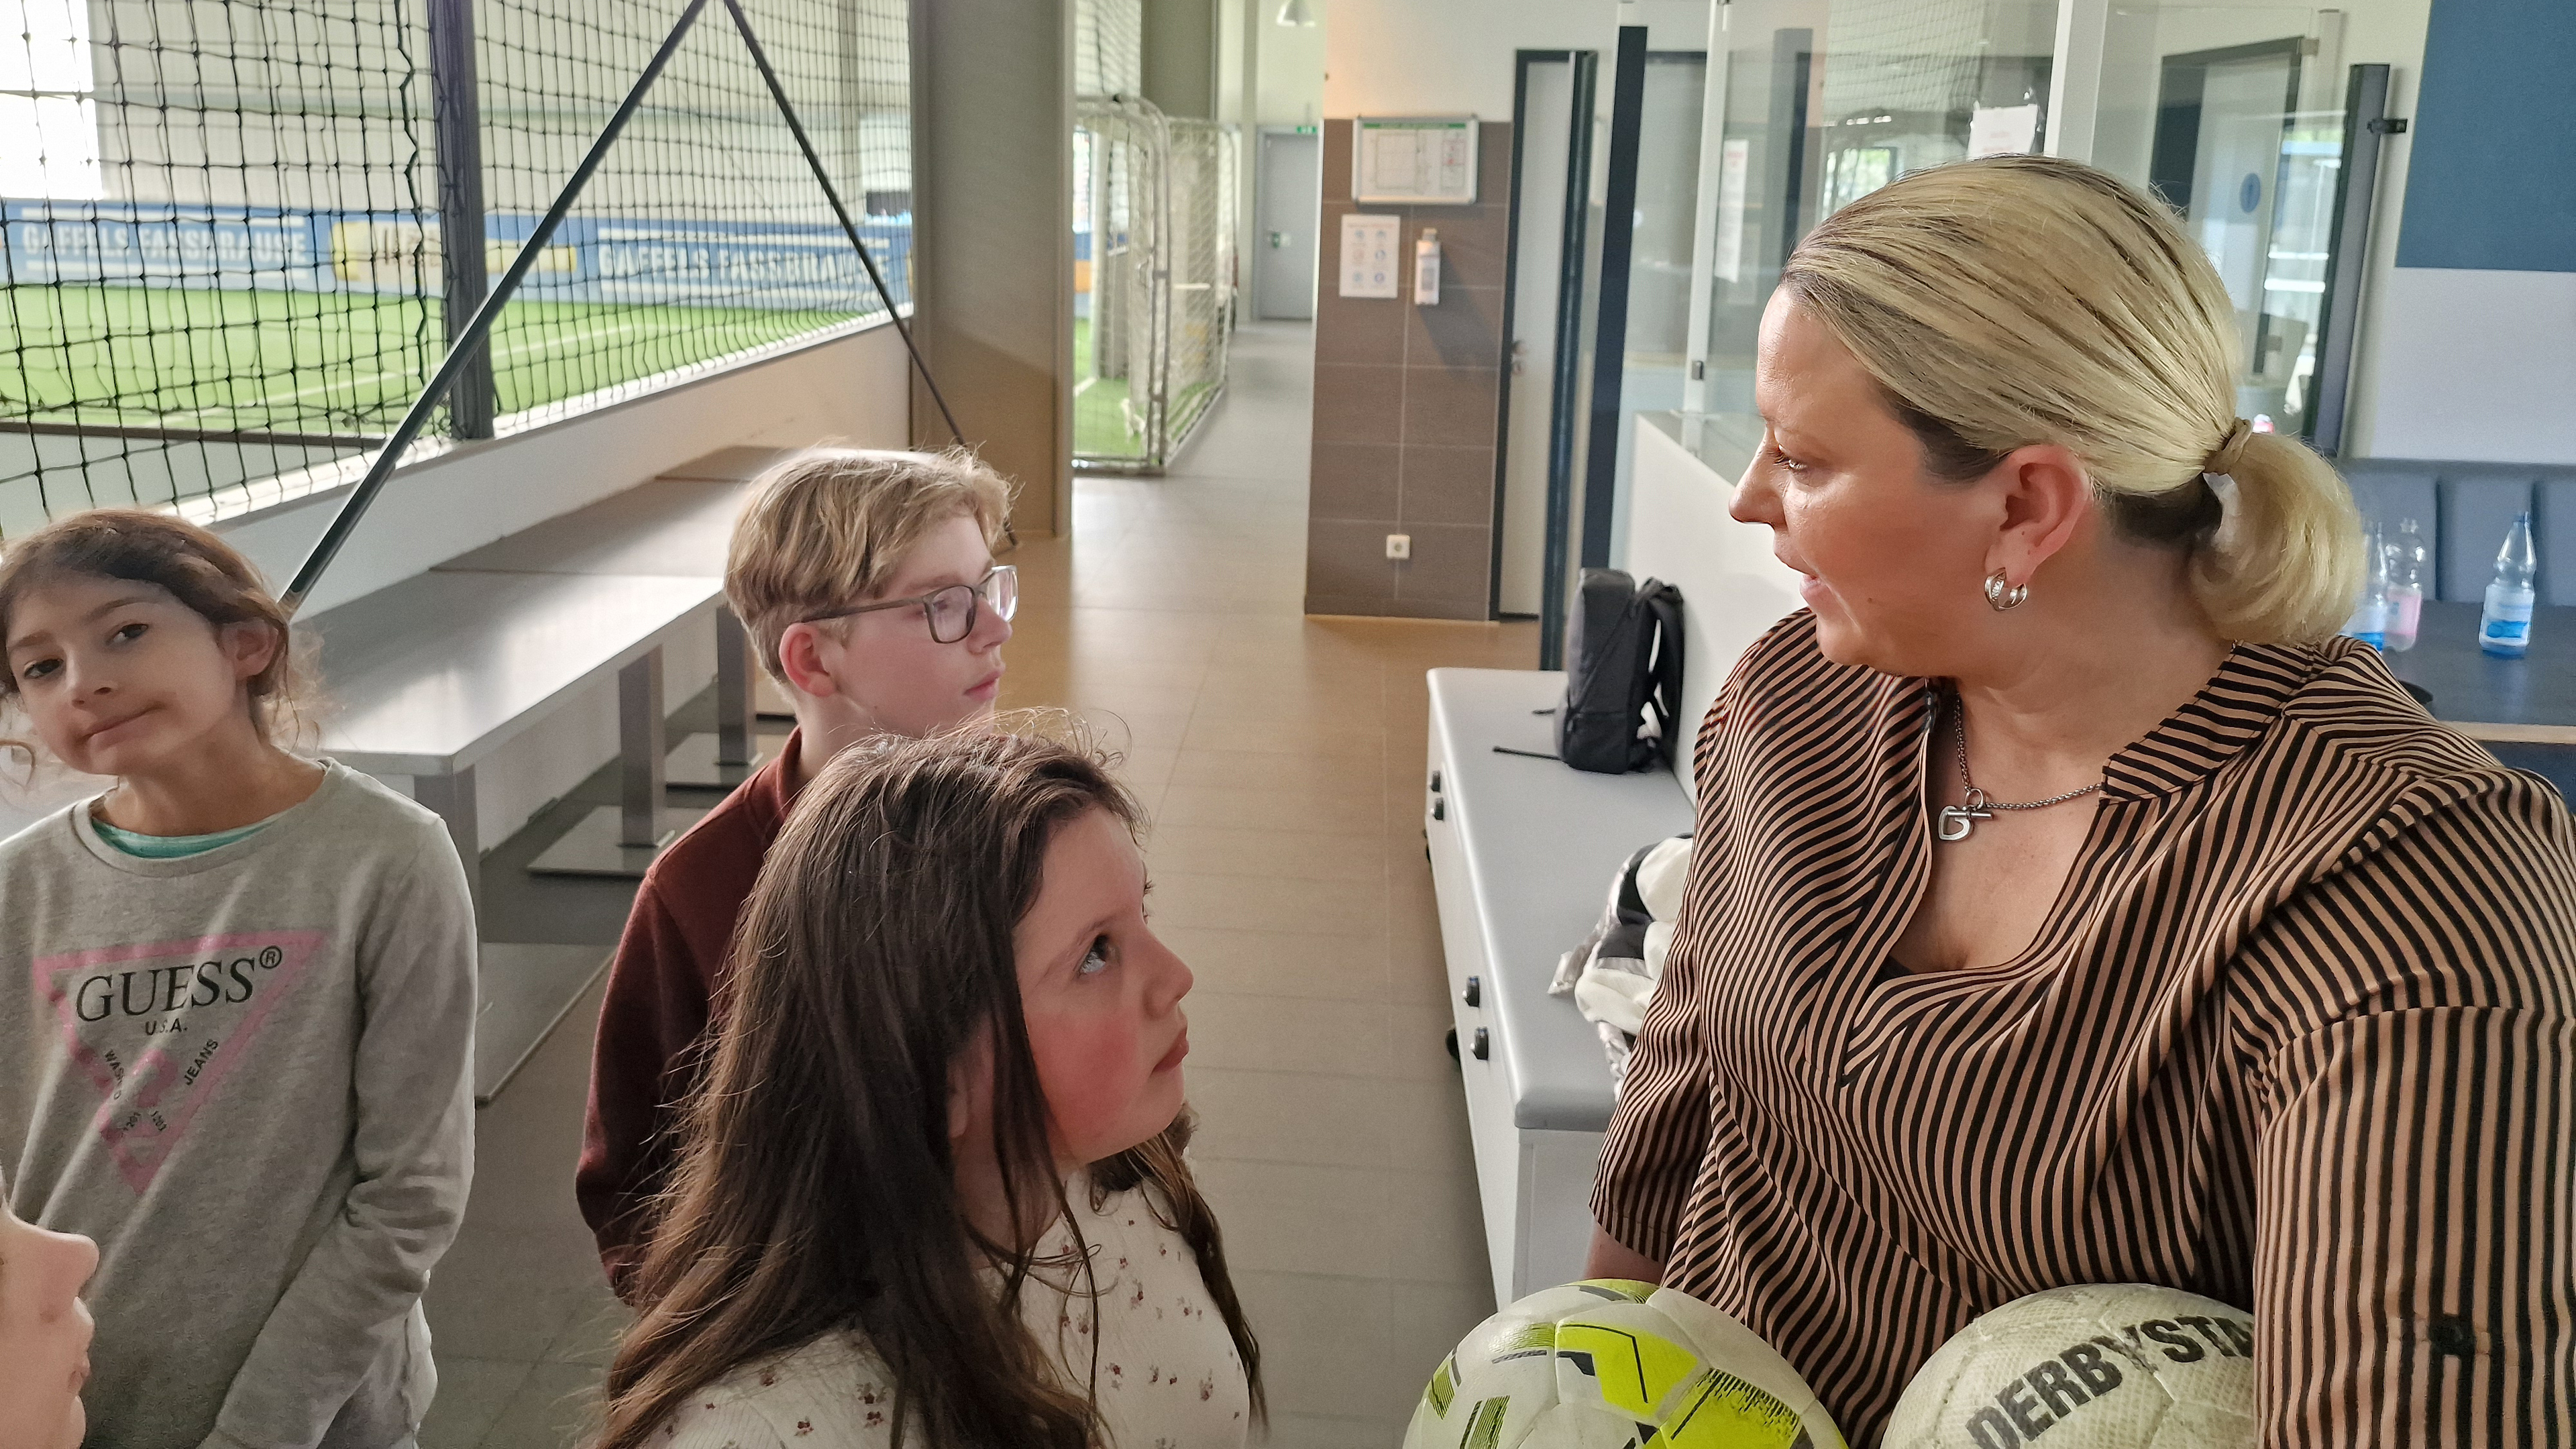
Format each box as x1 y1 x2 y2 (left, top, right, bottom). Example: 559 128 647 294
1935 805 1988 843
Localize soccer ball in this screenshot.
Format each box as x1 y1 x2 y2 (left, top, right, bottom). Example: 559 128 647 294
1884 1284 2257 1448
1402 1279 1845 1449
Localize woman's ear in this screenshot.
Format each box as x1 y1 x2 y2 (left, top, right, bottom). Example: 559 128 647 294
774 621 841 701
1985 442 2093 586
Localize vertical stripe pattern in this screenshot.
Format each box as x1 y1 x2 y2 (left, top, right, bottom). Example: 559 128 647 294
1591 613 2576 1447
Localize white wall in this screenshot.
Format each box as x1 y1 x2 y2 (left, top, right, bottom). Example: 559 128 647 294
1261 3 1327 125
2363 269 2576 463
1322 0 1619 116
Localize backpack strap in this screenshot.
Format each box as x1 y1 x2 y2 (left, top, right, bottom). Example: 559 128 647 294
1638 580 1686 769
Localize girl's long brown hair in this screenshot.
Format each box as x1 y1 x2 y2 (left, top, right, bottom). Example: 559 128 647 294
598 724 1261 1448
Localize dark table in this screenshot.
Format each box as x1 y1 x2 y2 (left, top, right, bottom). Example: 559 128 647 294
2385 601 2575 802
2385 602 2576 747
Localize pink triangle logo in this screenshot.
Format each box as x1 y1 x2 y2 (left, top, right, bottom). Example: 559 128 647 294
32 930 327 1194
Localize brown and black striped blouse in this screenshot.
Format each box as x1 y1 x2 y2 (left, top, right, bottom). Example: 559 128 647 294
1592 614 2576 1447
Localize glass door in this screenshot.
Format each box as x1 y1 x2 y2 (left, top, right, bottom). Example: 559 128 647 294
2091 5 2353 441
1695 0 2061 435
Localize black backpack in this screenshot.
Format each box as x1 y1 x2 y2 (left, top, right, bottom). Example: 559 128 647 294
1557 569 1684 773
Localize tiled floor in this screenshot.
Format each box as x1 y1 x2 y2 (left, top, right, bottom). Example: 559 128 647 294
418 321 1538 1447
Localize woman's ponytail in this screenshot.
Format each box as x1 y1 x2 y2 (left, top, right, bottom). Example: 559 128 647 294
2189 428 2365 643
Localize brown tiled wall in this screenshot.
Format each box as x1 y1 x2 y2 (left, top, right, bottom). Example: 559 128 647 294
1304 119 1515 621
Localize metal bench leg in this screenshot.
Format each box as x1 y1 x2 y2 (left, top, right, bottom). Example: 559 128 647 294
413 768 481 914
619 647 667 849
716 606 755 769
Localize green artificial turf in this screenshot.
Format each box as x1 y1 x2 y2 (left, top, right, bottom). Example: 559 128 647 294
1071 314 1142 462
0 285 862 433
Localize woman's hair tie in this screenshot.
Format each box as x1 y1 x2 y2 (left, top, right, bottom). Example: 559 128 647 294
2204 417 2253 477
2201 471 2243 556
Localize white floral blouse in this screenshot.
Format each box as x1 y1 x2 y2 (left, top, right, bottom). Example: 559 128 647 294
653 1178 1251 1448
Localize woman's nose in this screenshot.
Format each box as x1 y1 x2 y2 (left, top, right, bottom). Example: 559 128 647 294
1729 463 1782 527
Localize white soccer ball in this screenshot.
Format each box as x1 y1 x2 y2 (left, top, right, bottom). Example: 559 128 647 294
1884 1284 2257 1448
1402 1279 1845 1449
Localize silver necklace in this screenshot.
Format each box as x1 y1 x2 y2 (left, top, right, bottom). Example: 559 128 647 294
1935 704 2105 843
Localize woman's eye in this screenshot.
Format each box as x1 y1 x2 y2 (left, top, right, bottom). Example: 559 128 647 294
18 657 58 681
1769 446 1806 473
1077 936 1112 978
110 622 146 643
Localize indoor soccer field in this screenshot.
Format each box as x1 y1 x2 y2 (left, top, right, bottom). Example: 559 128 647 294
2 286 865 435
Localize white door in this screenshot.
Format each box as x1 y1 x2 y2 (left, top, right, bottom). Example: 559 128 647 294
1255 129 1319 320
1499 60 1579 616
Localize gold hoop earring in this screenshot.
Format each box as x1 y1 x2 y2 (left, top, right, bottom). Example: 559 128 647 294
1984 571 2029 611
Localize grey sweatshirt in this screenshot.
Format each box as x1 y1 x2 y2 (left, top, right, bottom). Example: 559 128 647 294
0 761 476 1449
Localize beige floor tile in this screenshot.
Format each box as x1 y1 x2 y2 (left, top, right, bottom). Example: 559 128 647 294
1388 1279 1507 1399
417 1358 532 1449
1193 1159 1396 1277
1157 926 1395 1004
1260 1411 1411 1449
1055 704 1195 753
1167 747 1397 798
1145 821 1382 882
1383 1168 1497 1291
1185 1067 1393 1168
1152 869 1385 937
473 1360 604 1449
1155 782 1387 837
1178 715 1387 761
1229 1271 1409 1428
1185 990 1397 1077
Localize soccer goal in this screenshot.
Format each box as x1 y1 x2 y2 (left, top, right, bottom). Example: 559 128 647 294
1 0 916 541
1073 94 1237 475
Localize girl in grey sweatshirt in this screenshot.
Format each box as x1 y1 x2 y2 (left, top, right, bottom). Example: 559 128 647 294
0 511 475 1449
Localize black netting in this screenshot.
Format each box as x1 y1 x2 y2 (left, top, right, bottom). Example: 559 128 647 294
1 0 910 539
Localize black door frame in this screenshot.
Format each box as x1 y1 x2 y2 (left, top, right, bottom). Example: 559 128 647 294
1499 48 1601 665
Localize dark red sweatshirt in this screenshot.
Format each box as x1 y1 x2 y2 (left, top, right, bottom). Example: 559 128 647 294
576 729 803 1301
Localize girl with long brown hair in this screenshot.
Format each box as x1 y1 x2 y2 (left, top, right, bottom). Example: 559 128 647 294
598 724 1262 1449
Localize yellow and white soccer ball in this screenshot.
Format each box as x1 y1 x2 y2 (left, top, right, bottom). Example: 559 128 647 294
1884 1284 2257 1448
1402 1279 1845 1449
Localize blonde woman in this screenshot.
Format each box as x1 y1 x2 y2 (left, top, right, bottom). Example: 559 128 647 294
1587 156 2575 1444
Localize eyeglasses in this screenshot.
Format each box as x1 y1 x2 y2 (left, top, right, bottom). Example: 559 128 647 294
801 565 1018 645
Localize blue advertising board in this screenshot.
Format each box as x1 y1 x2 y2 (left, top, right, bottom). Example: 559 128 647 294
1 199 912 311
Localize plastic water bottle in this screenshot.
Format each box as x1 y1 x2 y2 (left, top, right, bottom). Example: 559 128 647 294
2383 519 2427 651
2479 513 2538 658
2343 519 2389 650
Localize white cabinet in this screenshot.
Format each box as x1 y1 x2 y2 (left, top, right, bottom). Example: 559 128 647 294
1423 668 1695 1309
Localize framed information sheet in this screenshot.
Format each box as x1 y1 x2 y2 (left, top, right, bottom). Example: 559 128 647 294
1352 116 1479 205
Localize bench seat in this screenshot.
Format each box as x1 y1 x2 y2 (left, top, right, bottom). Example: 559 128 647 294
1424 667 1694 1308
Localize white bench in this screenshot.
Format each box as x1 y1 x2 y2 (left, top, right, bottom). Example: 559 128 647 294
1424 667 1695 1309
303 448 784 1102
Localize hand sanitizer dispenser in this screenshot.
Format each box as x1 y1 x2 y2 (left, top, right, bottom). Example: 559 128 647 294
1414 228 1441 307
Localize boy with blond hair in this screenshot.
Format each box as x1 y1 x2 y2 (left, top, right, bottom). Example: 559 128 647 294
577 447 1015 1299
